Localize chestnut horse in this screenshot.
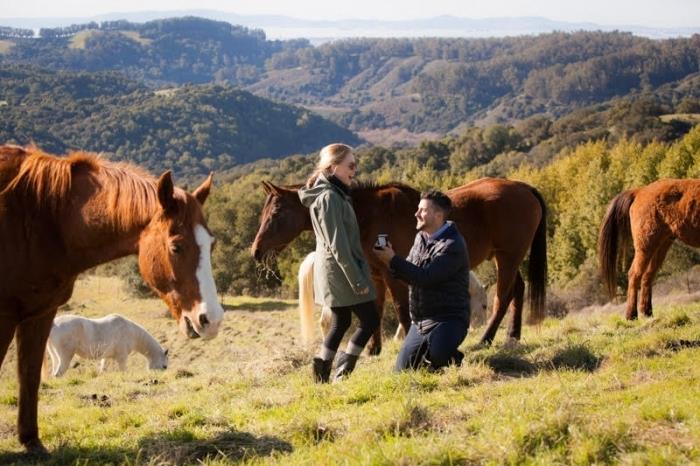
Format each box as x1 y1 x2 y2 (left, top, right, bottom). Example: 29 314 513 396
599 178 700 319
0 145 224 454
251 178 547 353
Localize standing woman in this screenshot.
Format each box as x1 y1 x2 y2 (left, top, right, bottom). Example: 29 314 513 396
299 143 379 383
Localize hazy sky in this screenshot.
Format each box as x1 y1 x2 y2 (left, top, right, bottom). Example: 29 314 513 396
1 0 699 28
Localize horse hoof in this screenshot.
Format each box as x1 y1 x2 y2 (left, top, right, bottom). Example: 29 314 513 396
503 337 521 349
474 339 492 349
23 439 49 457
366 345 382 356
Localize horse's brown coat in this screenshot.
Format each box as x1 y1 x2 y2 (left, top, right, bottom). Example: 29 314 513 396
0 145 219 454
599 178 700 319
252 178 547 353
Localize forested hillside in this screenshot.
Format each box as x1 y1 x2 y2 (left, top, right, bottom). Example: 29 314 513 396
0 65 359 178
1 18 699 135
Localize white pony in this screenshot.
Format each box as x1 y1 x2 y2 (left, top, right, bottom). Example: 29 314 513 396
45 314 168 377
298 252 488 345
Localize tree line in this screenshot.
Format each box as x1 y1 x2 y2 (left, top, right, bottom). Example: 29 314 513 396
194 125 700 311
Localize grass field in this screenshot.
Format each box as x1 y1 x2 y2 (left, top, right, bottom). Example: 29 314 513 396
1 275 699 465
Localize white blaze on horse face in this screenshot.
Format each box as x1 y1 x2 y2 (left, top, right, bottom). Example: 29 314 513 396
183 224 224 339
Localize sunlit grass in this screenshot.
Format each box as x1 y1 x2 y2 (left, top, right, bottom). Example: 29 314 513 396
69 30 98 50
1 276 699 464
119 30 152 46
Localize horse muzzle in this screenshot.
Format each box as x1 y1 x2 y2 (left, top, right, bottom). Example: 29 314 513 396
180 303 223 340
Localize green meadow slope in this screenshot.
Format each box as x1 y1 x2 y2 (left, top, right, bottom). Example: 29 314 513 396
0 276 699 464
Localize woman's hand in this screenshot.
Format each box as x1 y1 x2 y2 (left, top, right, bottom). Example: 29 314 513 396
357 287 370 295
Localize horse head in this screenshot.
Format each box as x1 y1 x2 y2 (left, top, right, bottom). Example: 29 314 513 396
138 171 224 340
149 348 169 370
251 180 309 262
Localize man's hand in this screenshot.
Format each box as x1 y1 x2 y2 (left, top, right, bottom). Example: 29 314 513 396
373 242 396 266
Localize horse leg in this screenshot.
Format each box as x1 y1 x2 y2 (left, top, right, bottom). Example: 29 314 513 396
116 355 128 371
53 347 73 377
365 273 386 356
0 319 17 370
506 272 526 340
16 311 55 454
639 238 673 318
479 257 519 345
99 358 107 373
626 245 655 320
385 276 410 339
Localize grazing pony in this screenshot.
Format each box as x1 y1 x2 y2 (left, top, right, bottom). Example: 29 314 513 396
297 252 488 342
252 178 546 353
599 178 700 319
45 314 168 377
0 145 224 454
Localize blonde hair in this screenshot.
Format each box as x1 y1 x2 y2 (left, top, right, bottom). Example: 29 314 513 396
305 143 353 188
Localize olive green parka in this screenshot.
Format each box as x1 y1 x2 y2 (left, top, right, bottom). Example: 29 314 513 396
298 174 377 307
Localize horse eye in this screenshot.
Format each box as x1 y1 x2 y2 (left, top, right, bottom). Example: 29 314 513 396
170 243 183 254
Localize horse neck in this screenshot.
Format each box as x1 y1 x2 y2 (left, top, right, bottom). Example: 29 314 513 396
63 169 160 272
287 187 312 231
131 325 162 359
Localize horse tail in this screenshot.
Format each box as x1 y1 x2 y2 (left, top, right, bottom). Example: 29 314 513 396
598 189 636 298
527 186 548 324
298 252 316 346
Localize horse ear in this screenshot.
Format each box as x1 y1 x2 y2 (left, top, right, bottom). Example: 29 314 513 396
157 171 178 215
193 173 213 205
164 348 169 356
261 180 272 194
266 181 283 196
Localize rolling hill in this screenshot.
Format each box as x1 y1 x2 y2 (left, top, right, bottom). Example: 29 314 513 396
0 65 360 179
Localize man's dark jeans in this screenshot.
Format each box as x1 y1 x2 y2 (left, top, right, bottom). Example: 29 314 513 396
394 319 468 372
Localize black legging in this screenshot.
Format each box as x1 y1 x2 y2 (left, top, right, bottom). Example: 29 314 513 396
324 300 380 351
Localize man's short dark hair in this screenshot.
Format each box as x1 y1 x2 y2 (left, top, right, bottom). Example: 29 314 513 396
421 189 452 216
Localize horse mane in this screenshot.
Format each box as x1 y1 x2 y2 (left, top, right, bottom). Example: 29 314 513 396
280 180 414 194
4 145 158 230
350 180 415 193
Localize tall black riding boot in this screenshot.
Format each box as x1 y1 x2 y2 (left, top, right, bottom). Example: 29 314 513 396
312 357 333 383
333 351 359 382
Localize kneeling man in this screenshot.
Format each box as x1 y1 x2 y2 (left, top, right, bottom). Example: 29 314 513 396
375 190 470 371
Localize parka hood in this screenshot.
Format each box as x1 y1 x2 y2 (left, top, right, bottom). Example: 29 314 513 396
299 173 348 207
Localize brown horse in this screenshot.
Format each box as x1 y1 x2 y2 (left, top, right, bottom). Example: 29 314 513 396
599 178 700 319
0 145 224 454
251 178 547 353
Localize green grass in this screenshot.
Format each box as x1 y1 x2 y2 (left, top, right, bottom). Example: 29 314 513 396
1 276 700 464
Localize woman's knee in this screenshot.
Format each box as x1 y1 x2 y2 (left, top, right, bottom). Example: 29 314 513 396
355 303 380 331
329 311 352 334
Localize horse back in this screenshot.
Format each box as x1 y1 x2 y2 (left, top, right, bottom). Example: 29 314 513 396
447 178 544 264
634 179 700 245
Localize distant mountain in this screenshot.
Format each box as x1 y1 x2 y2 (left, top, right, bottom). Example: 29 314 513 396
1 11 698 41
1 17 699 144
0 65 360 179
